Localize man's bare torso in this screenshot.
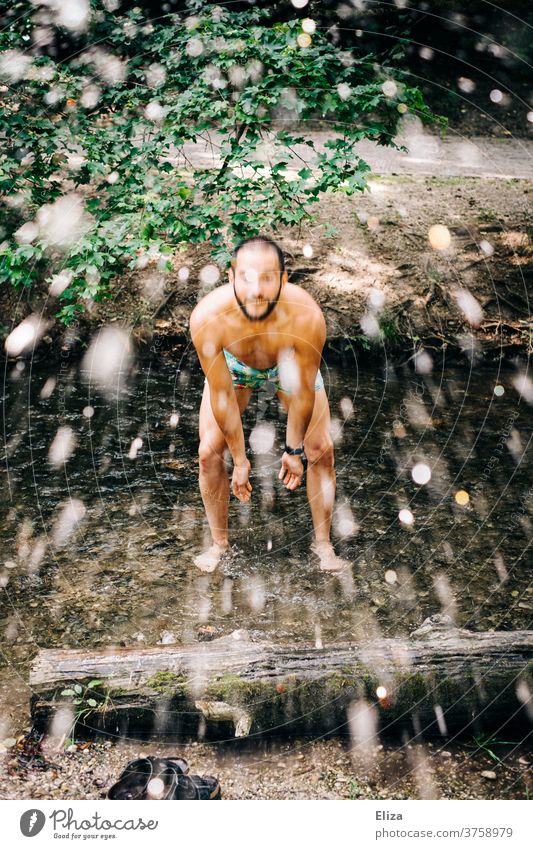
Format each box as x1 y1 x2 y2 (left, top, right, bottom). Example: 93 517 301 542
194 282 323 369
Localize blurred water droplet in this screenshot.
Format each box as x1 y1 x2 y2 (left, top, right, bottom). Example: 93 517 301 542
433 573 457 621
512 371 533 404
360 312 380 339
329 417 343 445
147 777 165 798
414 349 433 374
37 193 90 249
145 101 165 122
186 38 204 58
428 224 451 251
348 699 378 766
128 437 143 460
334 502 358 538
339 397 354 420
337 82 351 100
48 426 76 467
5 315 48 357
297 32 312 48
199 264 220 287
52 499 86 548
250 422 275 454
453 288 483 327
40 377 57 399
411 463 431 485
80 326 133 400
278 349 300 394
49 271 73 297
458 77 475 93
381 80 397 97
434 704 448 736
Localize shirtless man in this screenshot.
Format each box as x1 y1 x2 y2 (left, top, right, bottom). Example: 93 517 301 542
189 235 349 573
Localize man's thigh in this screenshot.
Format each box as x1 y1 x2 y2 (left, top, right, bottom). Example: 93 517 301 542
276 387 331 446
199 381 254 447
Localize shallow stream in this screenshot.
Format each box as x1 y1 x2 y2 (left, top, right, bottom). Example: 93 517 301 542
1 347 532 727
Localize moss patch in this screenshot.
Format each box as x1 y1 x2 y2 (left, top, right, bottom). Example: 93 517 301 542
147 670 187 695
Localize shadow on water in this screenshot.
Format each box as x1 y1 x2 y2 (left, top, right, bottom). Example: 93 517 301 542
0 346 532 722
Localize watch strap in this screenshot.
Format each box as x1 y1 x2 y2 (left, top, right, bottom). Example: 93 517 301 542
284 444 305 456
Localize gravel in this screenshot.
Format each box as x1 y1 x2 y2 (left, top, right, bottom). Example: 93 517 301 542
1 735 531 800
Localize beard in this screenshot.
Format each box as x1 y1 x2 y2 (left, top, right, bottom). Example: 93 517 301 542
233 277 283 322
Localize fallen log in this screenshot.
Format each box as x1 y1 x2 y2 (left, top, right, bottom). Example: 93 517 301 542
30 615 533 741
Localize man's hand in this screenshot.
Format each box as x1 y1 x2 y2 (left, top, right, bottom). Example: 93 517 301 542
232 459 252 502
278 452 305 491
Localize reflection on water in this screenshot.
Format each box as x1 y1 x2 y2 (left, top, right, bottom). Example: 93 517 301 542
0 347 532 720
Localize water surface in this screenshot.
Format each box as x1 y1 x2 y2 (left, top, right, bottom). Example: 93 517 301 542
1 348 532 723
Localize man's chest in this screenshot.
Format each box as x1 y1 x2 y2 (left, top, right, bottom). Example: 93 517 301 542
222 331 295 370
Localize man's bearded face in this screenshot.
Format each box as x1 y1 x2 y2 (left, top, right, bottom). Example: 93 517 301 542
231 246 283 321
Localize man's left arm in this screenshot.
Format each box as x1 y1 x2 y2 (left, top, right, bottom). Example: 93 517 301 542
278 313 326 491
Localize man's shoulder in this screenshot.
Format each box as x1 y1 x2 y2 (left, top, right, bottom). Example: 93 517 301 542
284 284 325 329
189 284 233 334
285 282 322 311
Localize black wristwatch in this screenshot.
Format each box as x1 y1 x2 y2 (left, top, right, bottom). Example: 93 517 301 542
284 444 305 456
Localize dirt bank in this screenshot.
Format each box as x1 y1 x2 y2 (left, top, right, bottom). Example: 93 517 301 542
2 175 531 367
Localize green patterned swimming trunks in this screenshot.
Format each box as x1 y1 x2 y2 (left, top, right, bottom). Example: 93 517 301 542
213 348 324 393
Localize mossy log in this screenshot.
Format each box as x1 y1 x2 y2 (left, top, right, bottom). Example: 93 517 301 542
30 616 533 741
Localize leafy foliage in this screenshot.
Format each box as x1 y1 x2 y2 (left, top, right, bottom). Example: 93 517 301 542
0 1 444 323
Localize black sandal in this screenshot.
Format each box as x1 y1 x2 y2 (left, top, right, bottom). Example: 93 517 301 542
107 756 221 800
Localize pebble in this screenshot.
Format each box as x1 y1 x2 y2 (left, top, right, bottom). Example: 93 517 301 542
481 770 497 780
158 631 177 645
2 737 17 748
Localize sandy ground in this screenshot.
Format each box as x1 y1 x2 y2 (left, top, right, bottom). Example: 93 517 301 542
3 172 530 363
1 734 531 801
93 172 533 359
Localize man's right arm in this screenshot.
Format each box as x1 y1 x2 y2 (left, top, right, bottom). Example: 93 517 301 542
189 308 247 466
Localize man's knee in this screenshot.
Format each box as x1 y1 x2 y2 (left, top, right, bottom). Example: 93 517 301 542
305 436 334 467
198 435 226 469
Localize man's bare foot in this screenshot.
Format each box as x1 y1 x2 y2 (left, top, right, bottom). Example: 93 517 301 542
311 541 351 573
194 543 228 573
